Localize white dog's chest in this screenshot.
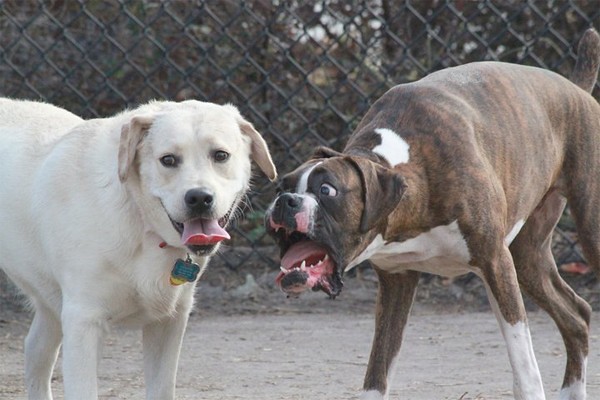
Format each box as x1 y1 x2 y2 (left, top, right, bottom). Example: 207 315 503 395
100 251 202 328
117 283 178 317
110 288 191 328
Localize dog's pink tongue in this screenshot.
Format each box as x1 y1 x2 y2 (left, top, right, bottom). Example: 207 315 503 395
182 218 230 246
281 241 327 269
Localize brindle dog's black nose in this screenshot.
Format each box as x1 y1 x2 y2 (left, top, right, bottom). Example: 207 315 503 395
185 188 214 214
275 193 302 212
270 193 303 230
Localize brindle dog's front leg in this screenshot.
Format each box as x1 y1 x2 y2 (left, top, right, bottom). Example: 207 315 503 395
361 268 420 400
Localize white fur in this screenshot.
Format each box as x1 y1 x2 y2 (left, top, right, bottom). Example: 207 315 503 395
347 221 472 277
505 219 525 245
501 321 545 400
559 357 587 400
484 281 546 400
373 128 410 166
296 162 321 193
0 98 274 399
360 389 386 400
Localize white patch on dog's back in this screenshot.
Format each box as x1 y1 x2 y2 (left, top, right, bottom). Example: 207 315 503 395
296 162 321 194
346 221 471 277
373 128 410 166
505 219 525 245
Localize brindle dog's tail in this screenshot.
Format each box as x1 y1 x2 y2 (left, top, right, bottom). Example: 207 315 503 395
571 28 600 93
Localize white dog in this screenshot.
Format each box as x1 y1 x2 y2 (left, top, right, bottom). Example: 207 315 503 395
0 98 276 399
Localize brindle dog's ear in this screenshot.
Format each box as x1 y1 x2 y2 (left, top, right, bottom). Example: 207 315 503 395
312 146 343 160
346 156 407 233
118 115 154 182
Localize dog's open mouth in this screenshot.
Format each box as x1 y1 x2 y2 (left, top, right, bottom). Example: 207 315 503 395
170 216 230 254
273 228 343 299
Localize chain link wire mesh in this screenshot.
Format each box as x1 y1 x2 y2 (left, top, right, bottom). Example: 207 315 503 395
1 0 598 272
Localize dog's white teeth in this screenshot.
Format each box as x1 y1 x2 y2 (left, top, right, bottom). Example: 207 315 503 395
280 266 289 274
300 260 307 271
323 254 329 262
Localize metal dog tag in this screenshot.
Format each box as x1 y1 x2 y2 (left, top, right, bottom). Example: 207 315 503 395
170 254 200 286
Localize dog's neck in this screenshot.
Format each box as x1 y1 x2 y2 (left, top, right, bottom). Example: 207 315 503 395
346 145 435 241
386 162 435 240
344 146 381 163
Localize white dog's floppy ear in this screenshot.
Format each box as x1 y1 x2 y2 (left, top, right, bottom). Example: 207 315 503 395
118 115 154 182
237 119 278 181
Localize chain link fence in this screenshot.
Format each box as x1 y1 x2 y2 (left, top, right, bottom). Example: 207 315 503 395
1 0 598 272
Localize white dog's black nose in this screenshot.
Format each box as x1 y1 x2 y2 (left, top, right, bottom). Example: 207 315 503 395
185 188 214 213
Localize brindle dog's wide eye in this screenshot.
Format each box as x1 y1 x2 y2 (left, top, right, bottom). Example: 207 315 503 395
320 183 337 197
214 150 230 162
160 154 178 168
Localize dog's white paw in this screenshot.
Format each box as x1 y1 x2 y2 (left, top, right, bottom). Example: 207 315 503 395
359 390 386 400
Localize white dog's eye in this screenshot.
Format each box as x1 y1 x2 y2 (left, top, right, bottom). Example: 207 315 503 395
160 154 178 168
214 150 230 163
319 183 337 197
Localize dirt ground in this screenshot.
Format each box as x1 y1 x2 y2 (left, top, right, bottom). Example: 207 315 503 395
2 253 600 400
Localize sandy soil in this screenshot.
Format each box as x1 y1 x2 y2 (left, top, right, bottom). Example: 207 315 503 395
2 310 600 399
2 269 600 399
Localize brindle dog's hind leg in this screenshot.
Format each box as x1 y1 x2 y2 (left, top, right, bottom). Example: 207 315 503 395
510 189 591 399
